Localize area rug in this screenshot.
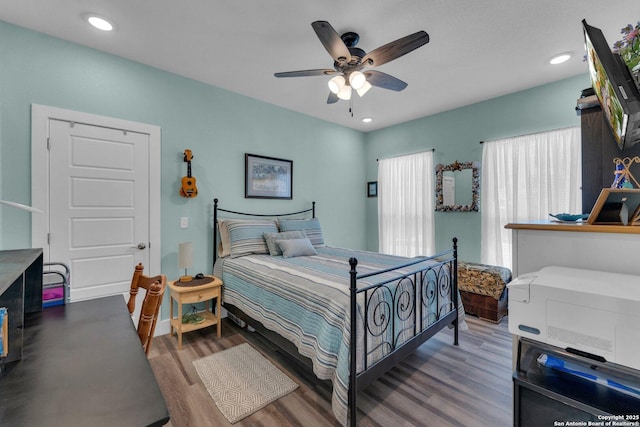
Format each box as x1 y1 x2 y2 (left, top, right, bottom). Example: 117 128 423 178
193 343 298 423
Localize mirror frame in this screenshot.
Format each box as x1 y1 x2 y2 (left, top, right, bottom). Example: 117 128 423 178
435 160 480 212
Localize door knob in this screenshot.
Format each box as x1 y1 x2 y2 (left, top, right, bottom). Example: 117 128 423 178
136 243 147 250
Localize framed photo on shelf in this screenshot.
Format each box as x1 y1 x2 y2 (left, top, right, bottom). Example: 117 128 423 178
587 188 640 225
367 181 378 198
245 153 293 199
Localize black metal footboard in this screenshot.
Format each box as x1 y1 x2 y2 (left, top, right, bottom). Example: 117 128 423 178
212 199 459 426
347 238 459 427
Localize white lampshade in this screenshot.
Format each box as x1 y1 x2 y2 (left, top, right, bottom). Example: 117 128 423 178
348 71 366 90
178 242 193 269
356 81 372 97
328 75 345 94
337 85 352 100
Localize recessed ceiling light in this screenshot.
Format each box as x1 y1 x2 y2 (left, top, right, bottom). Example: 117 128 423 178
87 15 114 32
549 52 572 65
362 117 373 123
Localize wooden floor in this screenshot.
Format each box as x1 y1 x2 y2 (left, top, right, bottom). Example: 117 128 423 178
148 315 513 427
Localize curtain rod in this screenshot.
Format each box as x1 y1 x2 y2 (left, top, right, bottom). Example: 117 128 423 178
479 125 579 144
376 148 435 161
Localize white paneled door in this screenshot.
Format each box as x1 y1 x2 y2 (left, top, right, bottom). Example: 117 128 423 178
48 120 150 301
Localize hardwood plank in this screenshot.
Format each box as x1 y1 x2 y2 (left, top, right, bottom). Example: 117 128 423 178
148 316 512 426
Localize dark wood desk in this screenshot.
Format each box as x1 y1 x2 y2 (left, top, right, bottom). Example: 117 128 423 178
0 248 43 311
0 248 43 366
0 295 170 426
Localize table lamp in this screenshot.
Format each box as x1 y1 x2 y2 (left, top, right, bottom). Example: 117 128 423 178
178 242 193 282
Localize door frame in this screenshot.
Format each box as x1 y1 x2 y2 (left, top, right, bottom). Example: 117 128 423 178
31 104 162 276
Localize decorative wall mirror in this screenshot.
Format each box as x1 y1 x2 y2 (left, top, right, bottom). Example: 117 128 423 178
435 160 480 212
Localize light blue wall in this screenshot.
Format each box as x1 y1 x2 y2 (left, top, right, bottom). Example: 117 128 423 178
0 20 592 282
364 74 590 262
0 21 366 277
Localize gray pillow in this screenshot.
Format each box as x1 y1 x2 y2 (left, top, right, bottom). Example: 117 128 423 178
276 238 318 258
264 230 306 256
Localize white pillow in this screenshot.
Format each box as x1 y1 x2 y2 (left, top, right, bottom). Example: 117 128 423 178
276 238 318 258
217 219 231 258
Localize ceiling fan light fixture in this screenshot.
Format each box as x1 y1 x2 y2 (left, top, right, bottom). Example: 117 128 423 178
275 21 428 107
337 85 352 100
328 75 345 94
356 81 372 97
349 71 366 90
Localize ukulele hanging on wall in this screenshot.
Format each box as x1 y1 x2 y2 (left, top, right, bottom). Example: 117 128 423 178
180 149 198 198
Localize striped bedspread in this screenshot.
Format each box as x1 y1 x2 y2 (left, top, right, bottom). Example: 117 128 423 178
214 247 466 425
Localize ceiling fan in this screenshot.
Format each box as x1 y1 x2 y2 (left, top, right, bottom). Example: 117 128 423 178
274 21 430 103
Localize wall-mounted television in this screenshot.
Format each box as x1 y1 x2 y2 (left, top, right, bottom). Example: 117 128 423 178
582 19 640 151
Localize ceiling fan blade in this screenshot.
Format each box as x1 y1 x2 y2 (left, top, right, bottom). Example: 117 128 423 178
365 70 408 91
311 21 352 63
362 31 429 67
327 92 339 104
274 69 336 78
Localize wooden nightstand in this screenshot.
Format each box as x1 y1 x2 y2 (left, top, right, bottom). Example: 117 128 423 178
168 276 223 350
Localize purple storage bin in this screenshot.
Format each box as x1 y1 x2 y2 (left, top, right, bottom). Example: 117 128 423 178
43 286 65 307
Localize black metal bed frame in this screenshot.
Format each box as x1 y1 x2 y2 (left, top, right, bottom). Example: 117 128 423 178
212 198 459 427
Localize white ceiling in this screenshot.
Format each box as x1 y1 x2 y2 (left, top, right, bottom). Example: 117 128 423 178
0 1 636 132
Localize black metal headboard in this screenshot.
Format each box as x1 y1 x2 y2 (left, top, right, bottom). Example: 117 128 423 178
212 198 316 270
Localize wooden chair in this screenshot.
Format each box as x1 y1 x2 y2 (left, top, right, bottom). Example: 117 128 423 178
127 263 167 355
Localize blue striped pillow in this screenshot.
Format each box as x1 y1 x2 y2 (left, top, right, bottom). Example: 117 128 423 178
225 219 279 258
278 218 325 247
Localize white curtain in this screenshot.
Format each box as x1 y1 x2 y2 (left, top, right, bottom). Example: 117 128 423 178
378 151 435 257
481 127 582 268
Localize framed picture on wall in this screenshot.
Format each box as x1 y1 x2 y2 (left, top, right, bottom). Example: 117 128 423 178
245 153 293 199
367 181 378 198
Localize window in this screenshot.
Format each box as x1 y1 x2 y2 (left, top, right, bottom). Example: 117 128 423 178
378 151 435 257
481 127 582 269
